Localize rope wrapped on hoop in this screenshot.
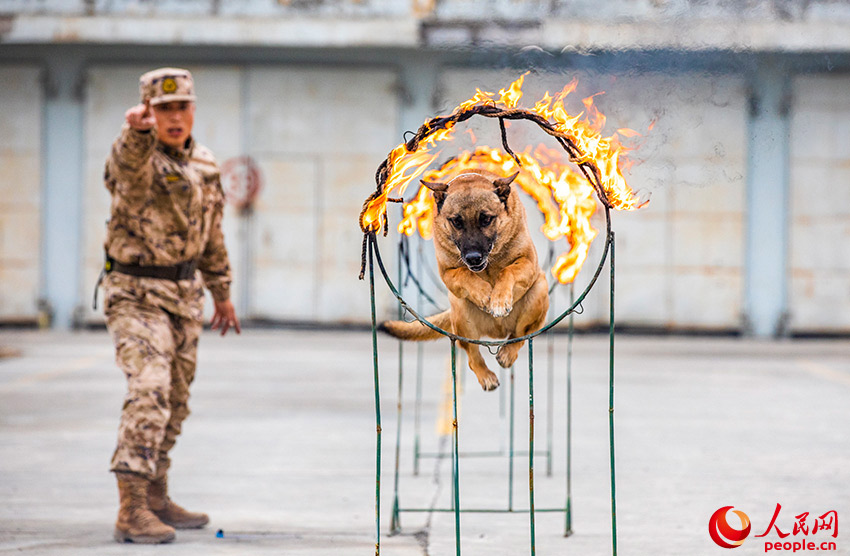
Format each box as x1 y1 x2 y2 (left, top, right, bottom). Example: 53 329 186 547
358 103 614 280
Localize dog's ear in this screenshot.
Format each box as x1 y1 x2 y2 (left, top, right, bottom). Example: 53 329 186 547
493 171 519 206
422 180 449 211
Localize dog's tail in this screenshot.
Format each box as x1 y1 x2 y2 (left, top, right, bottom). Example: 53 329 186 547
379 310 451 341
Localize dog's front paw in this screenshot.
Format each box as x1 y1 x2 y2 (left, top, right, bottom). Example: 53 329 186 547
488 291 513 318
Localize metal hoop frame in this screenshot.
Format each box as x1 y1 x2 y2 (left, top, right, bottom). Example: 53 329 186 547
367 202 618 555
361 86 628 555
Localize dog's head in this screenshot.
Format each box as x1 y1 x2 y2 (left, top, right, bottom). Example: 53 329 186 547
422 171 519 273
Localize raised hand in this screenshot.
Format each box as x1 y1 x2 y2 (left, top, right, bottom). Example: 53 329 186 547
125 101 156 131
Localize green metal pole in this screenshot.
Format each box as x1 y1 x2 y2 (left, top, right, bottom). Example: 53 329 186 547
528 338 536 556
413 239 424 476
368 236 382 556
499 366 506 454
546 289 554 478
508 364 515 511
450 339 461 556
608 231 618 556
565 282 575 537
391 240 404 535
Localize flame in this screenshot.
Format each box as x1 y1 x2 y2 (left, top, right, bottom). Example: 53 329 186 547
361 123 464 233
361 145 443 233
399 145 598 284
398 183 437 239
456 73 526 112
361 74 648 282
529 81 645 211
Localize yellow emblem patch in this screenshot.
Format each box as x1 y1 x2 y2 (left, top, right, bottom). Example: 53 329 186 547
162 77 178 94
165 174 181 182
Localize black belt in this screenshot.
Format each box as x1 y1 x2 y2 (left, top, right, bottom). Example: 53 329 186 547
93 256 197 311
105 257 198 281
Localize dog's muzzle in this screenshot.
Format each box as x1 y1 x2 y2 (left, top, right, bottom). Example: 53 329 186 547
463 251 487 273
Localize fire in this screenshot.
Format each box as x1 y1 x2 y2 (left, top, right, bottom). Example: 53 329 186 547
359 74 648 283
360 146 442 233
398 183 436 240
399 145 598 284
529 82 645 211
457 73 526 112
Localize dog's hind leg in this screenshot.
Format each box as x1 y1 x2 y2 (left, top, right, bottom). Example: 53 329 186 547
496 338 523 369
458 340 500 391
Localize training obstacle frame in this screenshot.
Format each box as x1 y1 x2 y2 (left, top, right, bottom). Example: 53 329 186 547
366 204 617 555
359 87 631 555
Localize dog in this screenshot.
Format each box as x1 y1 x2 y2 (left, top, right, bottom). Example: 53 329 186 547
381 169 549 391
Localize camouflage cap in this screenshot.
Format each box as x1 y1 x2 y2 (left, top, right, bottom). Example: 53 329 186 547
139 67 196 106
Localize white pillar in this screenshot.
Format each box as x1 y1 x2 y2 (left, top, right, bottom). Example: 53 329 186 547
41 53 85 329
744 58 791 337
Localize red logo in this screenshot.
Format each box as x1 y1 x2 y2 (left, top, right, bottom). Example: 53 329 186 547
710 506 752 549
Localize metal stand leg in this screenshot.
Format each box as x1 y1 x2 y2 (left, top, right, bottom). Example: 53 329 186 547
450 340 462 556
391 241 405 535
546 291 555 478
565 282 575 537
413 343 423 476
608 232 618 556
413 239 424 477
528 338 537 556
368 238 383 555
508 364 515 511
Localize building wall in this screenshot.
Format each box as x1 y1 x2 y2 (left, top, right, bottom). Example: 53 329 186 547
789 73 850 333
5 0 850 21
0 66 42 322
2 40 850 333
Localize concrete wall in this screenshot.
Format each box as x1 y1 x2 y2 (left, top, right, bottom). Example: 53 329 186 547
243 67 399 322
789 73 850 333
0 66 42 322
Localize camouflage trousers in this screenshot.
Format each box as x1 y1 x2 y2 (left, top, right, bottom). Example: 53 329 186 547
106 297 202 480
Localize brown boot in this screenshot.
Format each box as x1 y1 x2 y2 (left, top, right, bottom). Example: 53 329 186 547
148 475 209 529
114 473 176 543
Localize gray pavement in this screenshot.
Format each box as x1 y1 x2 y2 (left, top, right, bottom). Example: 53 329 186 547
0 329 848 555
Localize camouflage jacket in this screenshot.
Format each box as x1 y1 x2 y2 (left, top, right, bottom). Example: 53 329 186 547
103 124 232 320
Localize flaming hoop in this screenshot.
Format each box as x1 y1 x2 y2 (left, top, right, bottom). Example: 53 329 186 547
362 75 648 556
358 74 647 283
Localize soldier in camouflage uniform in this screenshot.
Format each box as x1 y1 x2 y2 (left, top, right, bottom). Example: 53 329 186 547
101 68 240 544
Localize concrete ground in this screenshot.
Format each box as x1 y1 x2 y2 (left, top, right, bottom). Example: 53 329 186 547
0 328 848 555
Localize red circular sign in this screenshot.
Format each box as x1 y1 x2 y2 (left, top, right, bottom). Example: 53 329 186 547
221 156 262 211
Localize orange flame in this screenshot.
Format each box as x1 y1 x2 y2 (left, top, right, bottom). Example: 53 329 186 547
456 73 526 113
398 183 437 239
361 145 443 233
361 75 648 282
529 81 645 211
399 145 598 284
